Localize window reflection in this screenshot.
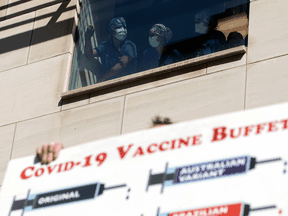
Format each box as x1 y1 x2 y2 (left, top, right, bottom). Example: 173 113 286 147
84 17 137 82
69 0 249 90
139 24 181 72
227 31 245 49
192 12 226 57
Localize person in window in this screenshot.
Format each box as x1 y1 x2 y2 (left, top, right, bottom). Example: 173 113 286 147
193 11 226 57
84 17 137 82
139 24 181 72
226 31 245 49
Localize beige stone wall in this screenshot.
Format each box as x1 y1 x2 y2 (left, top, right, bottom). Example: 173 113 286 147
0 0 77 184
0 0 288 188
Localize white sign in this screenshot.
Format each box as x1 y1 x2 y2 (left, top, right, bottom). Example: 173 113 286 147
1 103 288 216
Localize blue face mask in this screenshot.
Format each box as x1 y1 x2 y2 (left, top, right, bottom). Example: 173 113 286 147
115 27 127 41
195 22 209 34
149 36 160 48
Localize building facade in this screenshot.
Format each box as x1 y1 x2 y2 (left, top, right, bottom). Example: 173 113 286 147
0 0 288 192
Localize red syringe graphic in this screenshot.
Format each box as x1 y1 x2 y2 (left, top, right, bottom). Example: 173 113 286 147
156 203 278 216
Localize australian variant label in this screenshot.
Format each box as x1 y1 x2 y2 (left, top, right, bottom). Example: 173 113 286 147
175 156 249 184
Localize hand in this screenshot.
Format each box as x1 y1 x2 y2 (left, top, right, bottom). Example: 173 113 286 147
36 143 63 165
85 24 95 39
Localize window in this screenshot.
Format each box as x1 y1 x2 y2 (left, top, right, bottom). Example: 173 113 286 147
69 0 249 90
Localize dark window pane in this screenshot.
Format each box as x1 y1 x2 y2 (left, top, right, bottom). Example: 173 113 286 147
69 0 250 90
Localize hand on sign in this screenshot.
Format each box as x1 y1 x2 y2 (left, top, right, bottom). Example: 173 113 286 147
36 143 63 165
152 116 172 127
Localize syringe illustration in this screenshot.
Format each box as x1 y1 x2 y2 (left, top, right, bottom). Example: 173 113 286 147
156 203 277 216
146 156 282 193
8 182 126 216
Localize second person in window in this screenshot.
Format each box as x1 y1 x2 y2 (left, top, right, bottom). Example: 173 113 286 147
139 24 181 72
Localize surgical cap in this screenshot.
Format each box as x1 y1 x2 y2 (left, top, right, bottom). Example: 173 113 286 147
109 17 127 32
150 24 172 43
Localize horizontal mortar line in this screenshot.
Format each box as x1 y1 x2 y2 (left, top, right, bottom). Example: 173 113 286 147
246 52 288 66
0 5 76 32
0 17 75 55
84 62 248 107
0 52 72 74
2 52 287 116
206 63 246 75
61 99 90 112
87 72 208 106
62 46 247 99
64 96 124 112
62 92 123 111
0 122 16 128
27 51 72 65
0 63 29 74
0 110 61 128
3 0 70 22
0 0 32 12
85 64 247 105
64 50 288 100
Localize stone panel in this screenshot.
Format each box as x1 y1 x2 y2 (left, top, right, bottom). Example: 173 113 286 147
6 0 56 16
90 64 206 104
248 0 288 63
0 124 15 185
12 112 61 159
207 53 246 74
0 54 71 126
28 0 76 63
0 12 35 72
59 96 124 148
12 97 124 159
61 94 90 111
0 0 8 21
246 55 288 109
122 66 246 133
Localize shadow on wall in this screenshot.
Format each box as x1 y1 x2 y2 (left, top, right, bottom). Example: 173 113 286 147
0 0 76 55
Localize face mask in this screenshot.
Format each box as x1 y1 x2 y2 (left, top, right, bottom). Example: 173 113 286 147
149 36 160 48
195 22 208 34
115 27 127 41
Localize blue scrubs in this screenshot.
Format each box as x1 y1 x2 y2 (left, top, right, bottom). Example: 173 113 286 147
194 30 226 57
95 39 137 80
139 47 181 72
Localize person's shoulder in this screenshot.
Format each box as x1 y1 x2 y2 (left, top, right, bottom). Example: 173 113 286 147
213 30 226 39
123 39 135 44
144 47 156 55
123 39 136 47
98 40 111 47
122 40 137 56
96 40 106 49
172 49 180 56
96 40 112 53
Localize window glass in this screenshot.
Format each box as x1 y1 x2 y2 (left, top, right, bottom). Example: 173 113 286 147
69 0 249 90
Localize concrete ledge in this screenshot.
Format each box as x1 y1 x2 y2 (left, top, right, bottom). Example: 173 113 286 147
61 45 246 99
